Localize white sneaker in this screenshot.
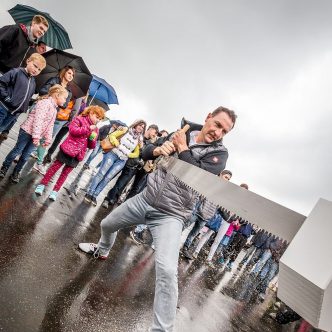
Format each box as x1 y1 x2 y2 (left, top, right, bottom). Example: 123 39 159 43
33 163 46 175
78 243 108 260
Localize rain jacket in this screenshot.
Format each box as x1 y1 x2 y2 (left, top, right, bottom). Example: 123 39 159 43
21 97 57 145
141 118 229 221
0 67 36 115
0 24 37 74
60 115 98 161
251 230 269 248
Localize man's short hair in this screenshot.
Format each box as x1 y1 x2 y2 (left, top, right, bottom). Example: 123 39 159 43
211 106 237 128
27 53 46 68
240 183 249 190
148 124 159 132
32 15 49 28
37 41 46 46
221 169 232 177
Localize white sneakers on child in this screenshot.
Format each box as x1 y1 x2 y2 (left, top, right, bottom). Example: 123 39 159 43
35 184 45 195
48 191 58 201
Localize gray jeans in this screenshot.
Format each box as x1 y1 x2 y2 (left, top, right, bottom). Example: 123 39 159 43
97 192 184 332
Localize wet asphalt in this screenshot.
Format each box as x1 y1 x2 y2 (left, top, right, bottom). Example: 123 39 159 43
0 123 320 332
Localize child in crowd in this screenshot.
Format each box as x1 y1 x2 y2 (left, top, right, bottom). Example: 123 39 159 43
0 84 67 182
85 119 146 206
0 53 46 133
35 105 105 201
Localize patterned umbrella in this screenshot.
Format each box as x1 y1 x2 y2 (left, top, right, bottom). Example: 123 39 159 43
8 4 72 50
35 49 92 99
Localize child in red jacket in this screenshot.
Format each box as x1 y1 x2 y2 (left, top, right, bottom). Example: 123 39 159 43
34 105 105 201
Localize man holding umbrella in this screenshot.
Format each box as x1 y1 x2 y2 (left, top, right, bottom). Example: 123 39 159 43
0 15 49 74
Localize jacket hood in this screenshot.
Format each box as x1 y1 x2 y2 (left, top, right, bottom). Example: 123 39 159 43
130 119 147 134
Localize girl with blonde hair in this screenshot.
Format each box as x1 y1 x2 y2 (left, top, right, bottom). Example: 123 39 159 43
0 84 68 183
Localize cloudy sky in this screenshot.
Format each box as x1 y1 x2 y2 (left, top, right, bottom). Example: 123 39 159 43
1 0 331 215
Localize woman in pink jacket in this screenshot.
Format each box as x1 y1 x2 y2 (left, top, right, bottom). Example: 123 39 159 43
34 105 105 201
0 84 68 183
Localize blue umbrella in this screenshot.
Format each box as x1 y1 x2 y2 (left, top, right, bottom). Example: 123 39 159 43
89 75 119 105
8 4 73 50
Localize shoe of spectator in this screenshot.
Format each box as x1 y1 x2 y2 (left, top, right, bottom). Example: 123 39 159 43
181 248 192 259
269 312 277 319
91 196 97 206
217 257 225 265
43 153 52 164
226 262 233 271
206 261 215 268
102 200 109 209
0 166 8 179
78 243 108 260
33 163 46 175
274 301 281 309
49 191 58 201
84 194 92 203
30 151 38 159
10 172 20 183
192 252 198 259
0 132 8 140
35 184 45 196
258 292 265 301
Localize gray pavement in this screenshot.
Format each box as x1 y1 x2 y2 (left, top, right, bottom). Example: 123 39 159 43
0 121 320 332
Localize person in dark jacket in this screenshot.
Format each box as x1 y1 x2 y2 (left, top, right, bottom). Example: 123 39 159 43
0 53 46 133
101 124 159 208
0 15 48 74
78 106 237 332
239 229 270 267
256 239 288 301
223 220 256 270
0 39 48 141
181 169 232 259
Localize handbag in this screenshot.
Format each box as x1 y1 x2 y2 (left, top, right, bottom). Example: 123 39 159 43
101 128 128 153
100 136 115 153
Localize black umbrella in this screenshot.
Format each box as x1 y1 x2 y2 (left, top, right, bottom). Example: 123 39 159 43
36 49 92 99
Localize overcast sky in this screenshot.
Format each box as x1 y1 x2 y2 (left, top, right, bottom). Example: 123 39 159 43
1 0 331 215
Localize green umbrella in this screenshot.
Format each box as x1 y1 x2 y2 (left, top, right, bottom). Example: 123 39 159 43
8 4 73 50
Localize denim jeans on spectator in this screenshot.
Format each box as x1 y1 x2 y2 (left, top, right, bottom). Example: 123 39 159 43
253 249 272 274
0 106 18 132
257 257 279 293
183 213 206 249
87 151 126 198
2 128 35 173
84 141 101 166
